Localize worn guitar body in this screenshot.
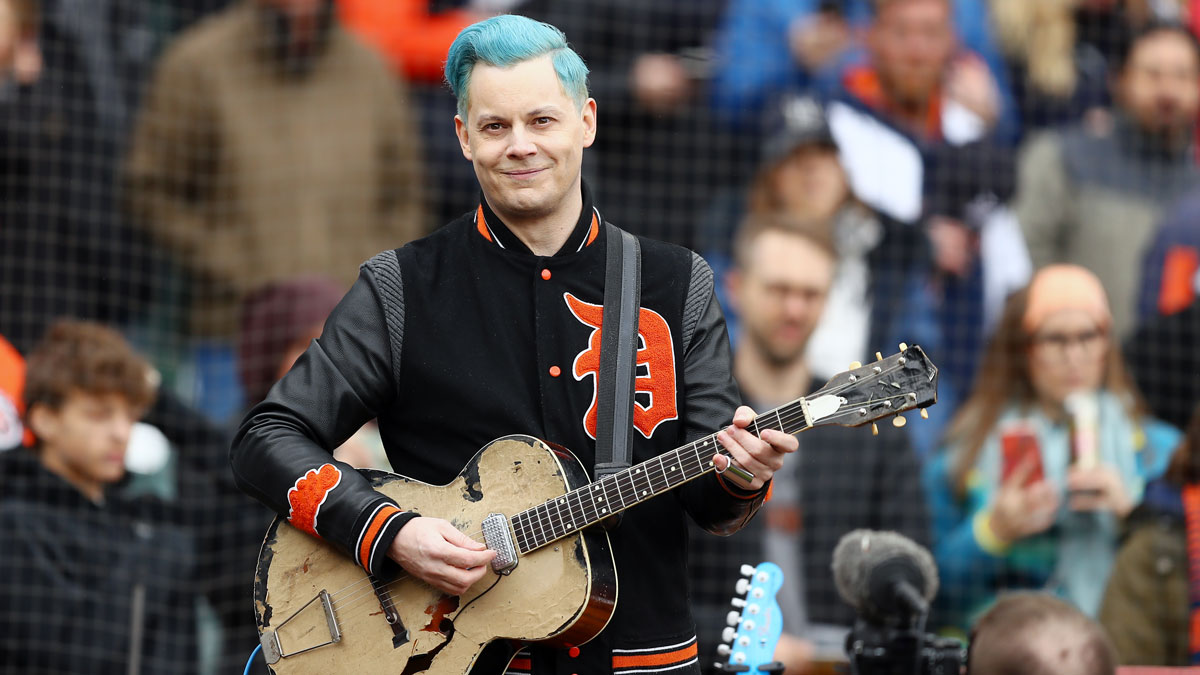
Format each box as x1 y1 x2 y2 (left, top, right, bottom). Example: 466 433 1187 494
253 435 617 675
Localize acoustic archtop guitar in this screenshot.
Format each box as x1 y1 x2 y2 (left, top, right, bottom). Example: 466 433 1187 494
252 346 938 674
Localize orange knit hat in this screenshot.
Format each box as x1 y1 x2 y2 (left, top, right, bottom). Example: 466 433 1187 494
1022 264 1111 335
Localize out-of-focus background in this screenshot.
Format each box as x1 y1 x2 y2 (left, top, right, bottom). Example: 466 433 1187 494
3 0 1200 672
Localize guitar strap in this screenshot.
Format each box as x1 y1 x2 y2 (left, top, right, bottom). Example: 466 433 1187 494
594 222 641 511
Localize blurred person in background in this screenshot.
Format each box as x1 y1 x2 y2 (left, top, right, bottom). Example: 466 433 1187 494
125 0 427 423
1099 401 1200 666
0 321 201 674
968 592 1117 675
1125 295 1200 430
238 275 388 469
923 264 1179 632
709 0 1016 140
816 0 1009 229
1136 184 1200 321
698 94 931 378
0 0 131 354
915 141 1025 457
1016 22 1200 338
689 214 928 671
986 0 1111 133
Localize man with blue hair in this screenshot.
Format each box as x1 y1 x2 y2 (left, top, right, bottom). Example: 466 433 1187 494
232 14 797 674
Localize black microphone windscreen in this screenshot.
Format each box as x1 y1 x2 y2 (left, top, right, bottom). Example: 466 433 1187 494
831 529 939 621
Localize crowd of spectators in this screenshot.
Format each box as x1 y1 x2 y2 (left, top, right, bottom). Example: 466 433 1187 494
3 0 1200 672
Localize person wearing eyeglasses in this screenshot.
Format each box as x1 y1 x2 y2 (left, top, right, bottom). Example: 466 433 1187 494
921 264 1180 632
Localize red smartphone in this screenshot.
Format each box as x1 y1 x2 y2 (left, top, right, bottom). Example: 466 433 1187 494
1000 422 1043 487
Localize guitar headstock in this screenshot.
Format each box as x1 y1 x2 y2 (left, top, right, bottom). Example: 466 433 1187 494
804 344 939 432
715 562 784 672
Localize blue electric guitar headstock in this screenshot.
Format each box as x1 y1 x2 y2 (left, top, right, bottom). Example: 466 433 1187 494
714 562 785 673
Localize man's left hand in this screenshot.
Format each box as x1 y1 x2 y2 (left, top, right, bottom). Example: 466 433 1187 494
713 405 798 491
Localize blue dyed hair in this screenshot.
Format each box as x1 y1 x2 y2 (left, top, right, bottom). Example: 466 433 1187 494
444 15 590 119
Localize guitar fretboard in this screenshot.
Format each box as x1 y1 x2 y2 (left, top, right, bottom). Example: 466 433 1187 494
509 398 812 553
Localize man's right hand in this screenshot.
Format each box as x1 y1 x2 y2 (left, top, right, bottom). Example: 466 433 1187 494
387 517 496 595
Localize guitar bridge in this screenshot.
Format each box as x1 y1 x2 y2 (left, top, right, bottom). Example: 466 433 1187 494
259 589 341 664
482 513 519 574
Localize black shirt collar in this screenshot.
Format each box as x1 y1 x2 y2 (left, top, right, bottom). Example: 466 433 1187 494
475 181 601 256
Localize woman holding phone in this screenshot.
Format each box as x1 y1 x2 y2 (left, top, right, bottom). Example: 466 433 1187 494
923 264 1180 632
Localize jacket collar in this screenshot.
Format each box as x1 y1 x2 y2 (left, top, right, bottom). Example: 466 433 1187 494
474 181 602 256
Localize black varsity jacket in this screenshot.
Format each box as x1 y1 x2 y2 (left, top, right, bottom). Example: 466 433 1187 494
231 185 768 673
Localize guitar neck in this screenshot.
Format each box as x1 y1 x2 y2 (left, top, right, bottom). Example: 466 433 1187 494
511 397 814 554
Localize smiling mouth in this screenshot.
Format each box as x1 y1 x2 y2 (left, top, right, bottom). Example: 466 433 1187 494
503 168 546 179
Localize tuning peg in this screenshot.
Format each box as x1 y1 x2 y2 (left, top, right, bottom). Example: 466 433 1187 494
920 409 929 420
730 597 746 609
892 416 907 428
875 351 883 361
740 564 756 577
717 644 732 657
849 361 862 370
726 611 742 626
735 578 751 595
722 626 737 643
871 423 879 436
899 342 908 351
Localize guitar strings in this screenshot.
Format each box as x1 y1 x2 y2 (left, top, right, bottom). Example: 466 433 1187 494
308 363 920 620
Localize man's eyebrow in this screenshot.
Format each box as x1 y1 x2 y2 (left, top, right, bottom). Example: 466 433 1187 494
475 113 508 125
528 106 565 117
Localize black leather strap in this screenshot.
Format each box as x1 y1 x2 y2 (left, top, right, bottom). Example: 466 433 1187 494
594 222 640 484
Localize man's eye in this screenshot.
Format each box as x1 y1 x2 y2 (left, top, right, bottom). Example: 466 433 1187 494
484 123 504 131
534 117 553 125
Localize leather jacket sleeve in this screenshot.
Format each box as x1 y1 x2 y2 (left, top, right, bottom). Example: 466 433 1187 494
230 260 417 576
676 253 769 535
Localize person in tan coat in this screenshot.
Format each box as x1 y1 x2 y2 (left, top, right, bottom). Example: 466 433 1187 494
126 0 426 340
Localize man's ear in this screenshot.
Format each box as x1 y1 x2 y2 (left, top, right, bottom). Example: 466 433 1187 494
454 114 473 161
581 98 597 148
26 404 58 445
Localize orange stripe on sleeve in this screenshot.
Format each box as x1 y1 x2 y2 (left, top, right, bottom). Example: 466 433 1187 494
359 505 402 570
611 643 698 669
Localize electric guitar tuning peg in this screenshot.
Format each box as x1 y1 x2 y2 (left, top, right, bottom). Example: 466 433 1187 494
721 627 737 643
730 597 746 609
740 564 756 577
849 361 862 370
875 351 883 361
871 423 879 436
735 578 751 595
727 611 742 626
899 342 908 351
717 644 732 657
892 416 906 428
920 409 929 420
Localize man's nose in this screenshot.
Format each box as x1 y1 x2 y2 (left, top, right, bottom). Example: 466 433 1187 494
507 125 538 158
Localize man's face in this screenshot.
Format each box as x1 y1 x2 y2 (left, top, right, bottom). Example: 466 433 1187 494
1118 30 1200 138
455 55 596 225
730 231 835 366
771 145 849 222
32 391 138 494
868 0 955 108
